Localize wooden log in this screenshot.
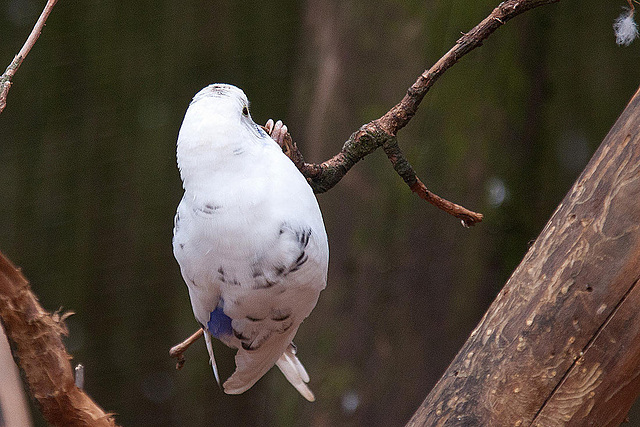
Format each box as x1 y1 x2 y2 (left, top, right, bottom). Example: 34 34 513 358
407 85 640 426
0 252 118 427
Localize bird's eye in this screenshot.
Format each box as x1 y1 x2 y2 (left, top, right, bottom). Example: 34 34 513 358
242 106 249 117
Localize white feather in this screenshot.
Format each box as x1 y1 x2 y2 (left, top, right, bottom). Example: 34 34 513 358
614 9 639 46
203 330 221 387
275 344 315 402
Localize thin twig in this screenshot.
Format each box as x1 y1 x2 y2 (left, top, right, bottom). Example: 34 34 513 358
169 329 204 370
279 0 559 226
382 138 484 226
379 0 559 135
0 0 58 114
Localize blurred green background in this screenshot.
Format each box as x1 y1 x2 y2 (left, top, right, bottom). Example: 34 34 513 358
1 0 639 426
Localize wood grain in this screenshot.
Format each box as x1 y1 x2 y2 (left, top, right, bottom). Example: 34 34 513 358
407 86 640 426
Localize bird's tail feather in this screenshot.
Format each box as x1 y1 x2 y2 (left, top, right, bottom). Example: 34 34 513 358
224 328 304 398
204 330 221 387
276 344 314 401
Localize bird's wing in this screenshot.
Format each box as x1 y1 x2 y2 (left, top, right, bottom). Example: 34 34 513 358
219 222 326 398
223 325 300 396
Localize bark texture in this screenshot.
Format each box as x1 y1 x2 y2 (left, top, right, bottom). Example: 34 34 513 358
0 252 118 427
407 86 640 426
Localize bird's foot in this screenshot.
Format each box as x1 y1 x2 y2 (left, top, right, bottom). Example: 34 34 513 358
264 119 296 159
169 328 204 370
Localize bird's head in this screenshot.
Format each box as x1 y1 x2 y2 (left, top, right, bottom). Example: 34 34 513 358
176 84 269 185
190 84 253 122
177 83 266 151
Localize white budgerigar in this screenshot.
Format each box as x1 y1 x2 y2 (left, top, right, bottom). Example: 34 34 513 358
173 83 328 401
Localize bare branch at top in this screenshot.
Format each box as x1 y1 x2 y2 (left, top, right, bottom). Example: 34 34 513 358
277 0 560 226
0 0 58 114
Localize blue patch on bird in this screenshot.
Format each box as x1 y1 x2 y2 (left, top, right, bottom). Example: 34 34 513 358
255 124 267 138
208 305 233 338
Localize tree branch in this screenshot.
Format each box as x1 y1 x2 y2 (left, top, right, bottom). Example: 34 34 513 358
0 0 58 114
379 0 560 135
280 0 559 226
0 252 119 426
382 138 483 227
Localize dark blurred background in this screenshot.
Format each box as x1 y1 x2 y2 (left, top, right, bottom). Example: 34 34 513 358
1 0 639 426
